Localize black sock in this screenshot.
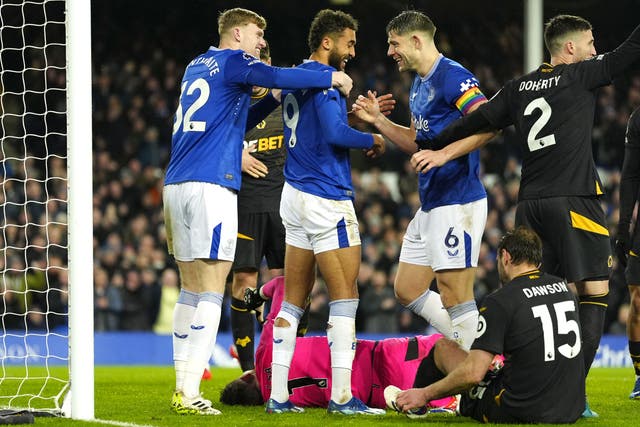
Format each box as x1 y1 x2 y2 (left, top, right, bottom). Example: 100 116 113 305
297 305 310 337
231 297 255 371
630 341 640 377
413 346 446 388
579 292 608 377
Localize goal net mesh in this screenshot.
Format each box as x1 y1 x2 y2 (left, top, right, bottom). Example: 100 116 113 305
1 0 69 414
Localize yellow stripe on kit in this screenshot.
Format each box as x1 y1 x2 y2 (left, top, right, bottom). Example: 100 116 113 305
237 233 254 241
595 180 603 195
579 292 609 308
569 211 609 236
494 388 505 406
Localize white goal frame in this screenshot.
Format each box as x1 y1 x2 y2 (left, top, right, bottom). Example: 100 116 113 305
66 0 94 420
1 0 93 420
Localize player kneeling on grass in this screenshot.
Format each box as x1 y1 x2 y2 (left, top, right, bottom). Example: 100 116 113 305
220 275 457 414
387 227 585 423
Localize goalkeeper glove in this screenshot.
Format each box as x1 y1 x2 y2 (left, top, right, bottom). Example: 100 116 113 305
244 287 265 312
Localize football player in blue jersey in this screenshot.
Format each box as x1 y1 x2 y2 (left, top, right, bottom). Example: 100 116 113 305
266 9 386 416
163 7 354 416
353 11 495 351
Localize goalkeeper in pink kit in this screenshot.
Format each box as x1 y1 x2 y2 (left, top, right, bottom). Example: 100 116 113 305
221 276 455 411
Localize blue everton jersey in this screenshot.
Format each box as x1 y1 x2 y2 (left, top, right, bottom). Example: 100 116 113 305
282 61 373 200
411 55 487 211
165 47 333 191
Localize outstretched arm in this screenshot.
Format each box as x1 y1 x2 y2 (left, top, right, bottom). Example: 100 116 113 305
316 92 374 150
410 106 497 173
353 90 418 154
348 92 396 126
395 349 493 412
607 23 640 79
411 131 496 173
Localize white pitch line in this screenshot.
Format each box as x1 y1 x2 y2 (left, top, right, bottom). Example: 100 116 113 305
88 418 156 427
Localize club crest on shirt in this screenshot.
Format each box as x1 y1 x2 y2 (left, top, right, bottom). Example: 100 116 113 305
427 85 436 102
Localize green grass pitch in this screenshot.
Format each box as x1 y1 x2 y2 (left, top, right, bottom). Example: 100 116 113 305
4 367 638 426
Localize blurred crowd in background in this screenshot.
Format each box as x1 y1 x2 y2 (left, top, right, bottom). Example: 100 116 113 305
2 0 639 337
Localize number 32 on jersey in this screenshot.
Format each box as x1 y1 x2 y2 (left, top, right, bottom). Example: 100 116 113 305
173 78 209 134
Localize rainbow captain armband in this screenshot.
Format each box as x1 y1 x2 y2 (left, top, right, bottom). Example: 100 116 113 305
455 86 487 115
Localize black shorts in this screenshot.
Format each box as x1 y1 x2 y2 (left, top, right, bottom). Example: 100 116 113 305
626 252 640 286
515 196 612 282
233 211 285 271
460 373 520 423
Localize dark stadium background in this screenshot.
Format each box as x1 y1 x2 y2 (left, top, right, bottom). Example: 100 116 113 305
81 0 640 335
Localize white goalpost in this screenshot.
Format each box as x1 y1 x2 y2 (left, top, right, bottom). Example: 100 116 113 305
0 0 93 420
66 0 94 420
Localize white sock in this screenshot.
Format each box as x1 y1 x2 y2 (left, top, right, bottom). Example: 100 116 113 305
407 290 453 338
327 315 356 404
270 310 300 403
173 290 198 391
183 294 222 398
448 301 479 351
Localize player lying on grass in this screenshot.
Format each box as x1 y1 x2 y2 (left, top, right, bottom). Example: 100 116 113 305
220 275 458 413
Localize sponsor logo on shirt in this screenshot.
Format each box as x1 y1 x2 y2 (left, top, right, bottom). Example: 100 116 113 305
244 135 284 152
411 113 430 132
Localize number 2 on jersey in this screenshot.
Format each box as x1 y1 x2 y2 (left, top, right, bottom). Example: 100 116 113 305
524 97 556 152
173 78 209 135
531 300 581 362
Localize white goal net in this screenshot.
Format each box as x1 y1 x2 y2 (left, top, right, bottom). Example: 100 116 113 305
1 0 70 416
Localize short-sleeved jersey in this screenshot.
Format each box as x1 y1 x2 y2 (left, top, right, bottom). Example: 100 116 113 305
479 56 618 201
620 108 640 252
255 276 443 407
282 60 373 201
165 48 332 191
412 55 487 211
472 270 584 423
239 88 285 213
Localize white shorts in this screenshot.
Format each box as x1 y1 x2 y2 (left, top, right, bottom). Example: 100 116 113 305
163 182 237 262
399 199 487 271
280 182 361 254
